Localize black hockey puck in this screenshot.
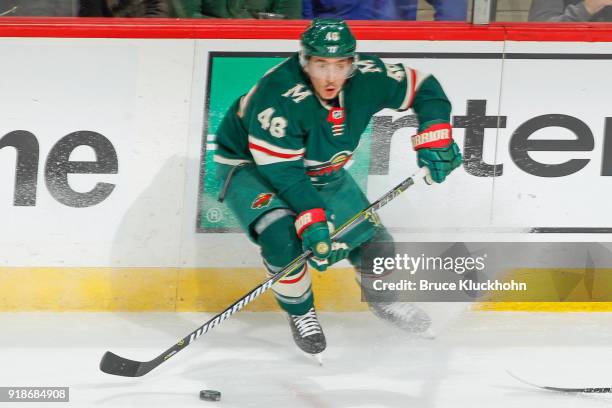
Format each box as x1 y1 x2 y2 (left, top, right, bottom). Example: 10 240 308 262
199 390 221 402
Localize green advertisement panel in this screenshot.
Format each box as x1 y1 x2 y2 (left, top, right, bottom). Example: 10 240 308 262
197 52 373 233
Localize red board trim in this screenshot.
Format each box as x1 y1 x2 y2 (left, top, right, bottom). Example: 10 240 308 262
0 18 611 42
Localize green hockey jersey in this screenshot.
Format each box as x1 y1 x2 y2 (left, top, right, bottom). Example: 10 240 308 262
214 53 451 214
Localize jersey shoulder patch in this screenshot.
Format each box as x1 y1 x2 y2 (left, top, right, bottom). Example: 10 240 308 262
243 81 308 123
354 53 408 83
246 80 315 139
354 53 386 75
280 83 313 104
256 60 314 106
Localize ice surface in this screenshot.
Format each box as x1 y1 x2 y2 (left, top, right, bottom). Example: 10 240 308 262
1 310 612 407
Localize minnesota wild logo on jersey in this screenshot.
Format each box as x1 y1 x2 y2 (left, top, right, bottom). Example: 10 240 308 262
306 151 353 177
251 192 274 209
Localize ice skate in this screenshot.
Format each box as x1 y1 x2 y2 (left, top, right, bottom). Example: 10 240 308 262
368 302 433 336
287 307 326 358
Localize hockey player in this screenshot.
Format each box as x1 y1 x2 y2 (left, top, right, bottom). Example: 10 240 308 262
213 19 462 357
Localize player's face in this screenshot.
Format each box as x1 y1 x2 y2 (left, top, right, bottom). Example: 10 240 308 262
305 56 352 100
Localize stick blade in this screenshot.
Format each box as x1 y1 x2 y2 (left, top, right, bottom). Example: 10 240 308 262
507 370 612 393
100 351 146 377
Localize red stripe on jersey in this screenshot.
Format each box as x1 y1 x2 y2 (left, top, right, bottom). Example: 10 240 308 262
407 68 417 109
278 266 307 284
249 142 304 159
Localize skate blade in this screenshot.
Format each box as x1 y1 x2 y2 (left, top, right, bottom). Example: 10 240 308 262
418 328 436 340
306 352 324 366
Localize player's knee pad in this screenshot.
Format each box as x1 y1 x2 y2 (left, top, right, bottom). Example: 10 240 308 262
255 209 302 268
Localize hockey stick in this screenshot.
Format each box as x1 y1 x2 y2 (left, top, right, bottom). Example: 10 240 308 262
507 371 612 393
0 6 17 16
100 167 431 377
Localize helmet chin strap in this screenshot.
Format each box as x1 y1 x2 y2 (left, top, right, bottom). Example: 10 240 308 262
298 50 308 68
